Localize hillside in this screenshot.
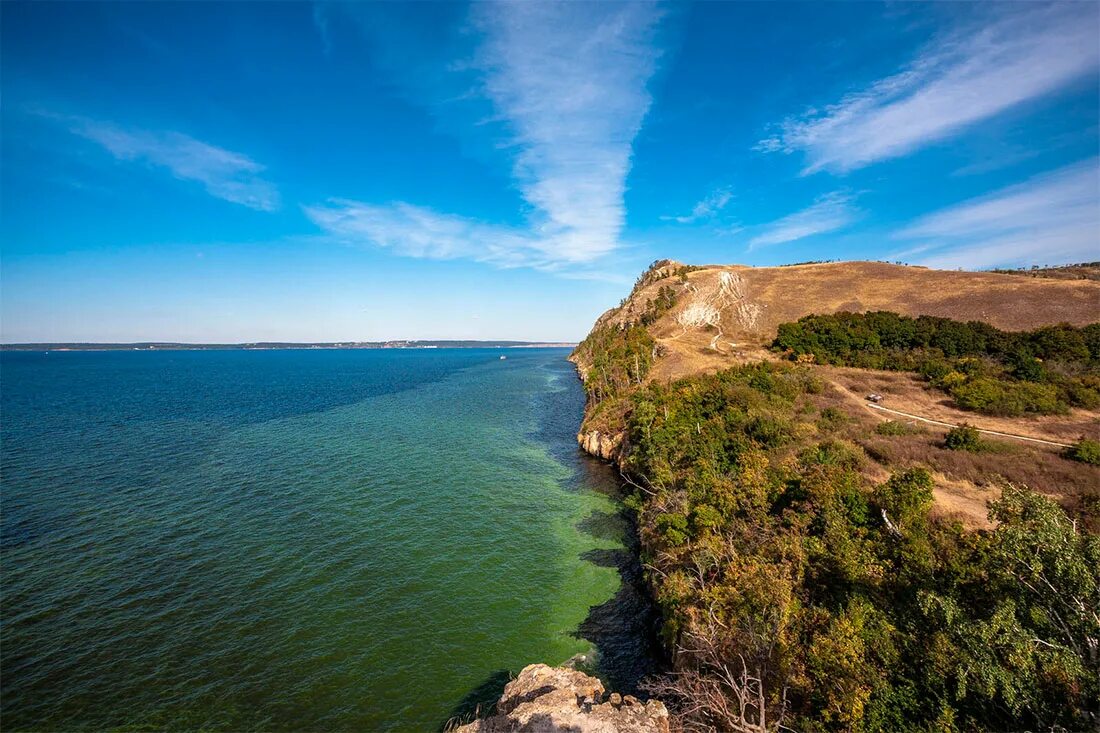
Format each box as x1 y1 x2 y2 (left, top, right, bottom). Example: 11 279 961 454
570 260 1100 732
591 260 1100 384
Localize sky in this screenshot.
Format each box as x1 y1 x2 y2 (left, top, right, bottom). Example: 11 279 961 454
2 1 1098 343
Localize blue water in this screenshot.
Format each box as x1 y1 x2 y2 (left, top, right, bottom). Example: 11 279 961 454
1 349 658 731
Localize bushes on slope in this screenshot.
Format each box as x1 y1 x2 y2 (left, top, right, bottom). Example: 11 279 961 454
621 362 1098 732
773 312 1100 416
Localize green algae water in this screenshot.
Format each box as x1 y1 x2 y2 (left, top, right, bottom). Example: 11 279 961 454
1 348 658 731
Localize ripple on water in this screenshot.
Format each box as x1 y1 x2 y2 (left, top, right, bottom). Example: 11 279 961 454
1 349 654 731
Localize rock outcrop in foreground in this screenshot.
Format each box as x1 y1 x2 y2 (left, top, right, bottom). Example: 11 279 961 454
455 664 669 733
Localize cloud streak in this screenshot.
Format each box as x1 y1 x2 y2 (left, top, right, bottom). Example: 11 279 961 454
894 159 1099 270
312 1 663 272
662 187 733 224
759 4 1100 174
60 114 279 211
470 1 662 263
303 199 540 268
748 191 857 249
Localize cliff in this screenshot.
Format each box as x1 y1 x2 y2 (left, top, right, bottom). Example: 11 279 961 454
571 259 1100 462
454 664 669 733
565 259 1100 731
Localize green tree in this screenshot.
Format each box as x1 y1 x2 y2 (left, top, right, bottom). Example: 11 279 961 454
944 424 983 452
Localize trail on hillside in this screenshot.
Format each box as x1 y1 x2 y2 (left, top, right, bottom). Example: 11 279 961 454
863 403 1073 448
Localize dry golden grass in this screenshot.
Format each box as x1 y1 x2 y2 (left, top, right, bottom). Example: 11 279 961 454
590 260 1100 526
614 260 1100 347
802 383 1099 529
819 365 1100 444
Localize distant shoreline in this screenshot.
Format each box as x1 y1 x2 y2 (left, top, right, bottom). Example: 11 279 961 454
0 341 578 352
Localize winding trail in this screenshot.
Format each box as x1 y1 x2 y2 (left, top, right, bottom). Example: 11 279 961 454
864 402 1073 449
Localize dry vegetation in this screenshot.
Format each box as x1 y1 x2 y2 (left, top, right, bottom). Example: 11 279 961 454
572 260 1100 731
608 261 1100 341
580 260 1100 520
991 261 1100 281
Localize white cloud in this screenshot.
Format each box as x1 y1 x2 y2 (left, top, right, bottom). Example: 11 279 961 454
760 4 1100 174
748 191 857 249
62 115 279 211
661 187 733 224
471 1 662 263
303 199 541 267
896 158 1100 269
311 1 663 272
303 198 636 284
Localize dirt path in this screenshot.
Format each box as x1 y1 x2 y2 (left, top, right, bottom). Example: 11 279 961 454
864 403 1073 449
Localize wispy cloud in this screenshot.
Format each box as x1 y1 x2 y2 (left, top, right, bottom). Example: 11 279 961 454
49 113 279 211
311 1 663 272
470 1 662 263
895 158 1099 269
748 191 857 249
303 199 539 267
661 187 732 224
303 198 635 284
758 4 1100 174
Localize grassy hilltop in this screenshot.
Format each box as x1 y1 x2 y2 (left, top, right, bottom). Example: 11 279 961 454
571 260 1100 732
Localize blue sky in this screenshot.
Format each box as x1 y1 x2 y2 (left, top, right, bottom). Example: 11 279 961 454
2 1 1098 342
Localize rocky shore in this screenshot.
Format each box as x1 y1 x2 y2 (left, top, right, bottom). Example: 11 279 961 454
454 664 669 733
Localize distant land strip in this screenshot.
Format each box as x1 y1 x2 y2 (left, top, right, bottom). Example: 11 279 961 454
0 341 578 351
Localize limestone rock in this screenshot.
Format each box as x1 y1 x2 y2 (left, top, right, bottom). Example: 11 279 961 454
455 664 669 733
577 430 623 461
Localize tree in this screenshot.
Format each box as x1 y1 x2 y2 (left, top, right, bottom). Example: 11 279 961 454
944 424 983 452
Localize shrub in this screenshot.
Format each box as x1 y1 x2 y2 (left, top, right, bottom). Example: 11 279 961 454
1061 382 1100 409
745 414 793 448
655 512 689 546
772 312 1098 416
691 504 723 533
945 424 983 452
817 406 848 430
950 377 1065 416
873 467 934 531
1064 437 1100 465
875 420 918 436
573 324 655 401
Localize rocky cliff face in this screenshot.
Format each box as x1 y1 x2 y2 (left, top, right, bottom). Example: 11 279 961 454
454 664 669 733
577 429 623 461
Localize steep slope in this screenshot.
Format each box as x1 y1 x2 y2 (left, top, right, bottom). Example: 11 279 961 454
584 260 1100 385
568 261 1100 731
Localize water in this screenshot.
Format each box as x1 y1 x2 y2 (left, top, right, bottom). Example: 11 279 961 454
1 348 659 731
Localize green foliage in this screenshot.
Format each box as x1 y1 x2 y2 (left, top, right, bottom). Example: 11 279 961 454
773 311 1099 416
617 361 1097 732
919 485 1100 725
944 424 984 452
1064 437 1100 465
817 406 848 431
872 467 934 532
655 512 689 546
639 285 678 326
691 503 723 533
572 325 655 401
874 420 919 436
950 377 1065 417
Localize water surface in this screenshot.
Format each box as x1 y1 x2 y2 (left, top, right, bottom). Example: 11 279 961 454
1 348 656 731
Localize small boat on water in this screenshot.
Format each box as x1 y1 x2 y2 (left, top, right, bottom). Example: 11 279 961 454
499 355 507 360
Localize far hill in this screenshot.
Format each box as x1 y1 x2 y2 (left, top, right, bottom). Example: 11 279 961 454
589 260 1100 383
571 258 1100 520
568 259 1100 731
0 340 576 351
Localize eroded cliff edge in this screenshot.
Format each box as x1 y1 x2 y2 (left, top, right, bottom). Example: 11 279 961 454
569 258 1100 465
454 664 669 733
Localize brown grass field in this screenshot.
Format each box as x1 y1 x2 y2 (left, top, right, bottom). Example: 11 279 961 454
592 260 1100 526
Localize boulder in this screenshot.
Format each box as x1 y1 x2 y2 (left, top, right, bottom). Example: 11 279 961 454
455 664 669 733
